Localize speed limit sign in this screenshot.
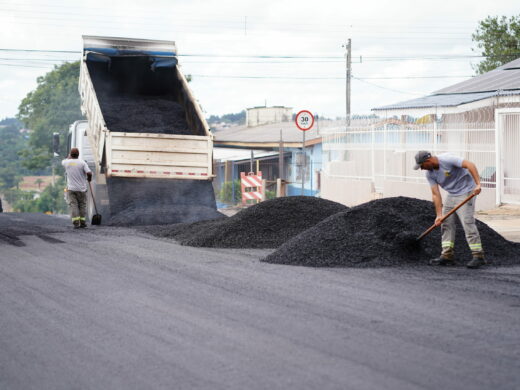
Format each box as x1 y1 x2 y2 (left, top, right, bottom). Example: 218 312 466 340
295 110 314 131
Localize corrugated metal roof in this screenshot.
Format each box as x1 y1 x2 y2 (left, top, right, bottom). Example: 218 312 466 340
213 148 278 161
213 120 343 145
373 57 520 111
372 91 499 111
434 57 520 94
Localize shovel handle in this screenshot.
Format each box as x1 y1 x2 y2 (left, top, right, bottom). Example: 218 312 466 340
88 181 99 215
417 192 477 241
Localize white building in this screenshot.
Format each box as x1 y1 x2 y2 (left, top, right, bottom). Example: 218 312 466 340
320 58 520 209
246 106 292 127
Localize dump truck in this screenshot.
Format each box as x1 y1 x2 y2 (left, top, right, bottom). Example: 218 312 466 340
72 35 218 225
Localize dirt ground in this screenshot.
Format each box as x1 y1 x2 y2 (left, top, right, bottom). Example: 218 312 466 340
477 204 520 242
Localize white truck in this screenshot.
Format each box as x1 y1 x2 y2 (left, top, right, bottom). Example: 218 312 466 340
71 35 218 224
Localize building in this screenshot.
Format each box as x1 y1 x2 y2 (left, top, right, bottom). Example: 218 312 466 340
246 106 292 127
213 118 343 202
320 58 520 209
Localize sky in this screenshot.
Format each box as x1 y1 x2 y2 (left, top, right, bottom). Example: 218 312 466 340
0 0 519 121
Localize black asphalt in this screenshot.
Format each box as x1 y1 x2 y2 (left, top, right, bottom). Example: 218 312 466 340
1 213 520 390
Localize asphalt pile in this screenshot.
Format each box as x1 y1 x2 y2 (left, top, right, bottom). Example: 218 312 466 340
142 196 348 248
97 94 192 135
87 58 192 135
262 196 520 267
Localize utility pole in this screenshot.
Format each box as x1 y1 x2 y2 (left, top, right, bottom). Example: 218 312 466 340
344 39 352 127
278 129 284 180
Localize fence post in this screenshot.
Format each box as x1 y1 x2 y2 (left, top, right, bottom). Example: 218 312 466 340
231 162 235 204
383 123 387 181
433 118 438 153
310 160 313 194
371 125 376 184
495 110 501 206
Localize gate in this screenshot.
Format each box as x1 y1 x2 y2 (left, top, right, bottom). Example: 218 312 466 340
496 109 520 204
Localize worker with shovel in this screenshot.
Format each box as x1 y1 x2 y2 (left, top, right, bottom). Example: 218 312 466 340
414 151 485 269
62 148 92 229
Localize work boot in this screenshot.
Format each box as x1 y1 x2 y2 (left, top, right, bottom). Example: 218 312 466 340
466 257 487 269
80 222 87 228
73 221 80 229
429 256 455 266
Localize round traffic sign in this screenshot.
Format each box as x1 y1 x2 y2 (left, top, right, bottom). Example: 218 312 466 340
295 110 314 131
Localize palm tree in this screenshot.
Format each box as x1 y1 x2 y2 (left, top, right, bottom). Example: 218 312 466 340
35 178 44 191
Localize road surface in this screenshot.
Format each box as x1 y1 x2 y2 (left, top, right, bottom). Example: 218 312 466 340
1 213 519 390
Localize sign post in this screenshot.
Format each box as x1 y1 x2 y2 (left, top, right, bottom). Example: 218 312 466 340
295 110 315 195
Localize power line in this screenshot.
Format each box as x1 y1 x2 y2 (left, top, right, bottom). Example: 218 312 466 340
352 76 424 96
1 48 518 61
0 58 474 80
188 74 471 81
0 3 480 31
0 62 54 68
0 48 79 54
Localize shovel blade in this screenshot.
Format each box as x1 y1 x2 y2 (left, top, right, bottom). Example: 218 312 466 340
91 214 102 225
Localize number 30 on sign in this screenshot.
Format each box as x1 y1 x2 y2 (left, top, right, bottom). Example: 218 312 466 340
295 110 314 131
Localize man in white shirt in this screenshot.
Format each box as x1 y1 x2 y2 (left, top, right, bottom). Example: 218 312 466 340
62 148 92 228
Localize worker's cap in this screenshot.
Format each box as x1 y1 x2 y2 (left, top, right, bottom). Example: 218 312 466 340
413 150 431 170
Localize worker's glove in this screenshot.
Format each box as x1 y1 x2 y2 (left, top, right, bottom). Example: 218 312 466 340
87 176 92 182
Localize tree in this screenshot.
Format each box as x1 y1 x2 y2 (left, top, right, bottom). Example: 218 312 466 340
35 178 44 191
0 118 26 191
17 61 83 170
12 178 68 214
472 15 520 74
207 110 246 125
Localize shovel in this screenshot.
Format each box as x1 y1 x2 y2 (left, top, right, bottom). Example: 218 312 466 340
417 192 477 241
88 181 102 225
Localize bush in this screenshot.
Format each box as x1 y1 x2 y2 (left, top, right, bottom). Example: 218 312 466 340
217 180 242 204
12 177 68 214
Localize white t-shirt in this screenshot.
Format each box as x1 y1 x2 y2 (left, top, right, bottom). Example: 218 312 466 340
61 158 91 192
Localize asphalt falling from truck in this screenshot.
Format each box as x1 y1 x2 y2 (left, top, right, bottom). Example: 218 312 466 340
261 197 520 267
107 178 223 226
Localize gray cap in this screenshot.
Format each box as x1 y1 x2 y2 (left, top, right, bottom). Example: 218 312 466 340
413 150 431 170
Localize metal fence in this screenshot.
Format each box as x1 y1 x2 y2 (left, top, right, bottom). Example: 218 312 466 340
321 106 520 204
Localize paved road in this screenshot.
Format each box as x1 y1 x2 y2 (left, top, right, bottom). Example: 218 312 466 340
1 213 520 390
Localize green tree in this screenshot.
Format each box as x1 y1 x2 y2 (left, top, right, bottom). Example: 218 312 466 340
12 178 68 214
17 61 83 170
472 15 520 74
0 118 26 191
35 178 68 214
207 110 246 125
218 180 242 204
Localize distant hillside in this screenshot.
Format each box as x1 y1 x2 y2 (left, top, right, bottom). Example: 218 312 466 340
0 117 23 129
207 110 246 125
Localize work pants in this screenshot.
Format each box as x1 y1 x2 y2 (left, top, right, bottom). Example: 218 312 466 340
441 192 484 259
68 190 87 226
